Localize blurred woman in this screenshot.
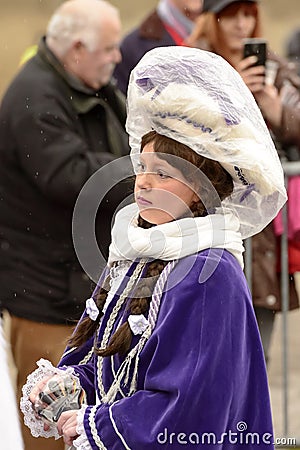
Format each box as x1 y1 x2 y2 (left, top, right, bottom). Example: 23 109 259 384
187 0 300 363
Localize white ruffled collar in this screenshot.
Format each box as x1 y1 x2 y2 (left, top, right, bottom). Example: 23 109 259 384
108 203 244 268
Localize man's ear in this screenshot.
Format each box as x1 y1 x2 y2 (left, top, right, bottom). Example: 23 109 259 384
73 40 84 51
70 40 85 64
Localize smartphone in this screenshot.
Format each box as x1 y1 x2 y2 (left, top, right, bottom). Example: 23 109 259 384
243 38 267 66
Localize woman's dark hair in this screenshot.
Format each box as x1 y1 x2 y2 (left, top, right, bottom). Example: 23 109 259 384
67 131 233 356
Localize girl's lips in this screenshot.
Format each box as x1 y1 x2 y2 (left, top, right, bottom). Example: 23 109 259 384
136 196 152 206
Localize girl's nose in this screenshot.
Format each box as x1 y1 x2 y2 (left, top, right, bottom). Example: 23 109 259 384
136 172 152 189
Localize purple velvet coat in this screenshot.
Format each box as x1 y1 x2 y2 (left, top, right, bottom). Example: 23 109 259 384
59 250 274 449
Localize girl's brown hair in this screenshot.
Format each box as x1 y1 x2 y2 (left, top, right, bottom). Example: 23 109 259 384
186 2 262 68
68 131 233 356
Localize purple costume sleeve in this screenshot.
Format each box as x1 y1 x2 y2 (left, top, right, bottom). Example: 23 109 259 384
80 251 274 449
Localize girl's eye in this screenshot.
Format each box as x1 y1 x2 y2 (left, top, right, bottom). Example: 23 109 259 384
136 162 146 173
156 170 170 179
136 163 171 179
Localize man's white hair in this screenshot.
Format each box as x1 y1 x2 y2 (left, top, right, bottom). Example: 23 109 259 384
46 0 119 56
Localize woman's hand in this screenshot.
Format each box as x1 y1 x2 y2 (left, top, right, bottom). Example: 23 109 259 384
254 84 282 128
57 410 79 446
236 55 265 93
236 56 282 128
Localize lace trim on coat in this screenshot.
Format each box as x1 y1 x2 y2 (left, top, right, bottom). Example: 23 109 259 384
103 260 132 313
73 405 93 450
20 358 75 439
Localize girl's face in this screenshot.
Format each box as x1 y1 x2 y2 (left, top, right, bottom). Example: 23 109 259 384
217 2 257 53
134 143 199 225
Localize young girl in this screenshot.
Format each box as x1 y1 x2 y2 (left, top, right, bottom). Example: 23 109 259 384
22 46 286 449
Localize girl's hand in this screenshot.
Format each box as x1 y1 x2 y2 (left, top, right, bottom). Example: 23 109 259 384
236 55 265 93
29 375 54 405
57 410 79 446
29 375 54 431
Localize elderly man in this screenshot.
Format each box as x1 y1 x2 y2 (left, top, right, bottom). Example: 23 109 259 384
0 1 131 449
113 0 203 94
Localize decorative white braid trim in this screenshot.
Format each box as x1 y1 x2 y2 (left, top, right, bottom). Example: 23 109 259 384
127 328 152 396
102 260 178 403
97 260 147 400
79 347 94 365
110 355 127 399
102 344 141 404
60 344 94 367
61 346 77 359
88 405 108 450
147 259 177 329
109 404 131 450
129 260 177 395
103 261 132 314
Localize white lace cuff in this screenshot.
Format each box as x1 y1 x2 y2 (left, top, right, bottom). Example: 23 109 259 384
20 358 75 439
73 405 93 450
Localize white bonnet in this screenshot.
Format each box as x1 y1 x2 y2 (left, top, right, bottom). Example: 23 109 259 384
126 46 287 238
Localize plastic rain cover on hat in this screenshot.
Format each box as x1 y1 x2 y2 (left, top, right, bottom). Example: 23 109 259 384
126 46 287 239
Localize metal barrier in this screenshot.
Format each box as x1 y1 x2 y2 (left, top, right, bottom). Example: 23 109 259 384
279 161 300 448
245 161 300 448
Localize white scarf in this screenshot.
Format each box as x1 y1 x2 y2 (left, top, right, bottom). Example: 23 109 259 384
108 203 244 269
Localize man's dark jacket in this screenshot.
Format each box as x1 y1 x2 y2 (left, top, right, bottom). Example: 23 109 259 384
113 10 176 94
0 38 132 324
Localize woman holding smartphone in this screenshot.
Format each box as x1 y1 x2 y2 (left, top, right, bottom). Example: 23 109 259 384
187 0 300 364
